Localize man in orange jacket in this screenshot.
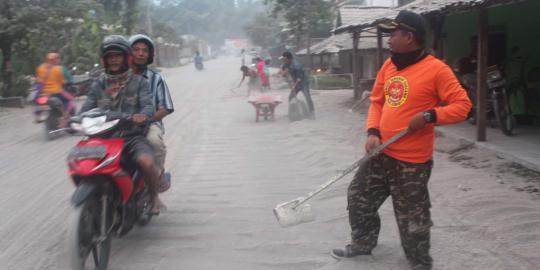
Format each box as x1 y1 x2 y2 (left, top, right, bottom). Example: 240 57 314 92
331 11 472 270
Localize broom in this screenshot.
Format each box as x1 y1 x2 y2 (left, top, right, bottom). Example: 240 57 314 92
273 128 410 228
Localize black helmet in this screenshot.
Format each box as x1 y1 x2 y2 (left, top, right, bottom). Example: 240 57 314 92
129 34 155 64
100 35 131 74
100 35 131 57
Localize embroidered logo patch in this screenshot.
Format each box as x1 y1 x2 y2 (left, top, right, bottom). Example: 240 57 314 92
384 76 409 107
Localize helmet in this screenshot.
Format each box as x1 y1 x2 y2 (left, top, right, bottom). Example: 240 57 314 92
100 35 131 58
99 35 132 73
129 34 155 65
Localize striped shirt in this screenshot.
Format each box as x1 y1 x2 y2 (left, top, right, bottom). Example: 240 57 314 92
143 68 174 131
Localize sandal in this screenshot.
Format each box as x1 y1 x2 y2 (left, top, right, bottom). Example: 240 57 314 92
159 172 171 193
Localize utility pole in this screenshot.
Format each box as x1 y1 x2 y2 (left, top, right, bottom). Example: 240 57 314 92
306 0 312 71
146 0 153 35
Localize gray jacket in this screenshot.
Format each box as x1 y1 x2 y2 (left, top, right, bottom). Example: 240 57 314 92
284 60 309 91
80 72 154 118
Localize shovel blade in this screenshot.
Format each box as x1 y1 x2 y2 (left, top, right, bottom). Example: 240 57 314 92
273 203 316 228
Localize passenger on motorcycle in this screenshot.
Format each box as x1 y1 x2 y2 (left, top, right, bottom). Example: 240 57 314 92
129 34 174 192
79 35 165 214
34 52 76 125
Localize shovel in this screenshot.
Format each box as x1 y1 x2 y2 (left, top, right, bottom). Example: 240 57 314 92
273 128 410 228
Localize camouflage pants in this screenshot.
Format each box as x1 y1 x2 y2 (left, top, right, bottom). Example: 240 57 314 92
348 153 434 267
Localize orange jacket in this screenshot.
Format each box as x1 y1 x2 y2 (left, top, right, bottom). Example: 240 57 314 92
367 55 472 163
36 63 65 94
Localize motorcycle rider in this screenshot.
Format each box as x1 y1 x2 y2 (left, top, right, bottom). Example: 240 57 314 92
194 51 204 69
79 35 165 214
129 34 174 192
34 52 76 125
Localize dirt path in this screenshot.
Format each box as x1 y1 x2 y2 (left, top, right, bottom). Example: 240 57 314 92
0 56 539 270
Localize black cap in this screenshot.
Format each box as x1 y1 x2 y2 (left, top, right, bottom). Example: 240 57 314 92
282 51 293 59
379 10 426 38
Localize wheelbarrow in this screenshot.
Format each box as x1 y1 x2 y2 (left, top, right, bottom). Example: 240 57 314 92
248 94 282 122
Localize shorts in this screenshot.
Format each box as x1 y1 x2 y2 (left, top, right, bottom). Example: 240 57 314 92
122 135 155 167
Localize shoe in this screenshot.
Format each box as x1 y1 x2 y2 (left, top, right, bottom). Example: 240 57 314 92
330 244 371 259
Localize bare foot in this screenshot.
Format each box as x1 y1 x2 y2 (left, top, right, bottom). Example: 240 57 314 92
151 196 166 215
58 112 70 129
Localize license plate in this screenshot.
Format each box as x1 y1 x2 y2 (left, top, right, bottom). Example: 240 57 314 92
71 146 107 159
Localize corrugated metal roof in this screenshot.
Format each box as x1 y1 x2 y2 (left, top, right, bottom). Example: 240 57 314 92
409 0 527 14
339 5 392 27
334 0 524 33
297 32 387 55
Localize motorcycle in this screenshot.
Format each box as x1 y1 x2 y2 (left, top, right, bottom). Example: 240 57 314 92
33 95 74 140
66 109 155 270
459 65 514 135
194 61 204 71
194 55 204 71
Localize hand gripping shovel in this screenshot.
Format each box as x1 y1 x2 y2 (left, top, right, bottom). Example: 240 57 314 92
273 129 410 228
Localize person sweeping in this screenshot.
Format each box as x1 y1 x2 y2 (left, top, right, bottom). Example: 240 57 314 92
330 11 471 270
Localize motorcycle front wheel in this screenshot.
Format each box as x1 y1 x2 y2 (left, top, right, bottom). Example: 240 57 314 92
68 195 112 270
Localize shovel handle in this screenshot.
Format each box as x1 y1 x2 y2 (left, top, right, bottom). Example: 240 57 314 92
292 128 410 209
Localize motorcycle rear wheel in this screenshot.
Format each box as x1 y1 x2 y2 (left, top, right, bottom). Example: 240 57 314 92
68 196 112 270
44 114 59 141
493 89 514 136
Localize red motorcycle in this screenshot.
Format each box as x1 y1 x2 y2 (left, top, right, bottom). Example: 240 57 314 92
67 109 155 270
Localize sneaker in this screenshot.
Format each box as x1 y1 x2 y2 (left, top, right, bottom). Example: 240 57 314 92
330 244 371 259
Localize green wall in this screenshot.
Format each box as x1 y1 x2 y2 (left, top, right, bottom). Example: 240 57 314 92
442 0 540 116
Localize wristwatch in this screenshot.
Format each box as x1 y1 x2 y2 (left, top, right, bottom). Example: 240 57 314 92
423 110 436 123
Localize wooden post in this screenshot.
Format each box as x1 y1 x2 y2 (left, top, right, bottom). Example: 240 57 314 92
352 31 360 99
476 9 488 142
431 16 445 58
377 27 384 68
306 0 312 72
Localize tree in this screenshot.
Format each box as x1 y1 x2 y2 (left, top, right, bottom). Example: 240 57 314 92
97 0 140 35
264 0 335 50
244 13 281 49
151 0 265 46
0 0 117 97
0 0 44 97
